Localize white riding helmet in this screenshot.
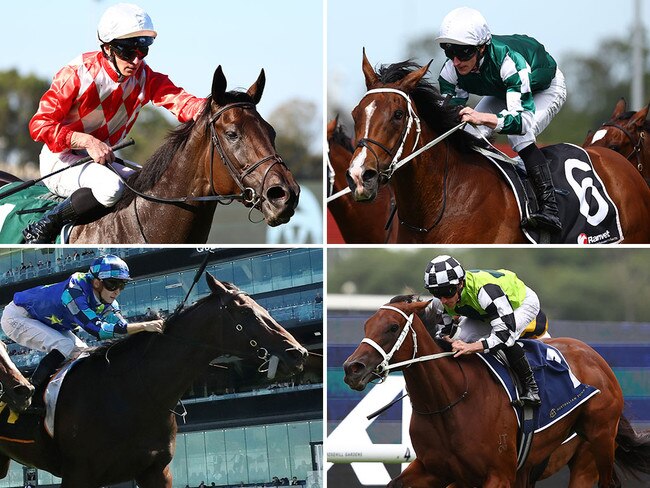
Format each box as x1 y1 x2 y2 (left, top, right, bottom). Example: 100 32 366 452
436 7 491 46
97 3 157 44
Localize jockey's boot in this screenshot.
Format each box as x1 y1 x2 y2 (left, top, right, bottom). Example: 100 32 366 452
519 144 562 233
30 349 66 391
22 187 104 244
505 344 541 406
26 349 65 416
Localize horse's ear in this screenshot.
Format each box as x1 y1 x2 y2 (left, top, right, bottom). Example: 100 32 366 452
206 272 229 295
247 69 266 105
362 48 379 89
400 60 432 93
628 103 649 129
326 117 337 137
612 97 627 118
212 66 227 106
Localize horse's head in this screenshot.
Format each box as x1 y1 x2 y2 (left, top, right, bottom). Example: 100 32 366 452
206 273 308 376
208 66 300 226
327 116 355 195
343 296 429 391
584 97 649 175
346 49 431 201
0 342 34 412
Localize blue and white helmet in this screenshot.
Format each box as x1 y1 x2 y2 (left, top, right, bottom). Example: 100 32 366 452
89 255 131 281
424 255 465 289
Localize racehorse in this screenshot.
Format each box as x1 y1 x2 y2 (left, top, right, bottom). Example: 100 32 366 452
3 66 300 244
584 98 650 185
345 51 650 243
327 117 397 243
0 342 34 413
0 274 308 487
343 296 650 487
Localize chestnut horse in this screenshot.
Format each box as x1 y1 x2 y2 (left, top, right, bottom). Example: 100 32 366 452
584 98 650 185
327 117 397 243
0 274 308 487
343 296 650 487
346 51 650 243
3 66 299 244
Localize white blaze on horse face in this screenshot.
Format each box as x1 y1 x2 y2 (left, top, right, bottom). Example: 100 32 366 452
591 129 608 144
349 101 377 185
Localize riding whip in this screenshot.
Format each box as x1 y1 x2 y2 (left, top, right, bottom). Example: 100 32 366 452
0 138 135 200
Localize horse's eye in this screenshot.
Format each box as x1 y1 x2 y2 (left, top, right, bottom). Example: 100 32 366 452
226 130 239 141
389 323 399 333
609 144 620 152
393 110 404 120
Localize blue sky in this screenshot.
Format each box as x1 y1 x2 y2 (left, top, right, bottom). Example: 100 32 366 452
1 0 323 120
328 0 646 115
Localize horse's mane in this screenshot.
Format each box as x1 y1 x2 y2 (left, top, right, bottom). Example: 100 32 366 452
389 294 421 304
374 61 482 152
84 279 241 360
330 123 354 152
114 91 256 211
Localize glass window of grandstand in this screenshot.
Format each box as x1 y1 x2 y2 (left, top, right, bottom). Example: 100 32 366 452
168 420 322 487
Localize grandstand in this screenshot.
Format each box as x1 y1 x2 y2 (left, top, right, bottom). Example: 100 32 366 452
0 247 323 488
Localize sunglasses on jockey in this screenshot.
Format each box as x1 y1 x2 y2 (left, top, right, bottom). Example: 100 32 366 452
101 278 129 292
110 36 154 62
427 284 460 299
441 43 479 62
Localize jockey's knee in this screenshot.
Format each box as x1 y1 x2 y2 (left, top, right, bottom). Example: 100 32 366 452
90 183 124 207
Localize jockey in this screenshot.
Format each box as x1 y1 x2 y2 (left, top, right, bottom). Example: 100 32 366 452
424 254 541 406
24 3 206 243
436 7 566 233
0 255 163 396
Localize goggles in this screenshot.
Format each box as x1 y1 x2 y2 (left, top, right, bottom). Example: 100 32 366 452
110 36 154 62
428 284 459 299
441 43 479 62
102 278 128 292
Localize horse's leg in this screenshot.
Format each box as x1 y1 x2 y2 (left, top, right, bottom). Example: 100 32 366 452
575 421 617 488
387 458 448 488
0 453 9 479
135 464 173 488
567 441 599 488
483 471 513 488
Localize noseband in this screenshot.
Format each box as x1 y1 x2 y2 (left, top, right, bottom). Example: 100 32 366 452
602 122 646 172
355 88 421 181
208 102 288 211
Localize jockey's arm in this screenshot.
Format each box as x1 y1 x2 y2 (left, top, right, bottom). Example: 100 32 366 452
126 320 164 335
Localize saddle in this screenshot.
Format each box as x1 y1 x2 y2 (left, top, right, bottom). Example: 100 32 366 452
473 143 623 244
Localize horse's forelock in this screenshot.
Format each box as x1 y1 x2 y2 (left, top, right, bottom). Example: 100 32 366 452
388 294 421 304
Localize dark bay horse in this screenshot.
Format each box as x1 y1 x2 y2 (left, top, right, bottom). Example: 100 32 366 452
3 66 300 244
327 117 397 243
0 274 307 487
343 296 650 487
584 98 650 184
346 51 650 243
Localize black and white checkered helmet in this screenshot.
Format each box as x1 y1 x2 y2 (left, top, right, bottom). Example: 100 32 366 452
424 255 465 289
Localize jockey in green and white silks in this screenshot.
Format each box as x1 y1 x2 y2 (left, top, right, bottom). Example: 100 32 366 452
436 7 566 234
424 254 541 406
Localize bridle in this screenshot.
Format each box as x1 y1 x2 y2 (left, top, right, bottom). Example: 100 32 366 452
361 305 467 415
602 121 646 173
355 88 421 181
107 101 287 224
208 102 288 212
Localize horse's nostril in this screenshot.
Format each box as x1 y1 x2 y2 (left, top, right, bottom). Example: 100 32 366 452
266 186 287 201
362 170 378 183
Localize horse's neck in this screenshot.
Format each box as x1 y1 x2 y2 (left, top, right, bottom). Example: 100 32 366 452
400 322 463 415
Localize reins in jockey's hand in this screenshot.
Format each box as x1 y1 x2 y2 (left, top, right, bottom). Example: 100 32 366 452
0 139 135 200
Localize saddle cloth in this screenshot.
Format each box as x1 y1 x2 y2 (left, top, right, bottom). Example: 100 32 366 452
0 182 63 244
474 143 623 244
476 339 600 434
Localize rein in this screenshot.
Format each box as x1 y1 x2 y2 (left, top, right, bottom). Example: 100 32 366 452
363 304 467 415
602 122 646 172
